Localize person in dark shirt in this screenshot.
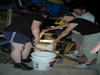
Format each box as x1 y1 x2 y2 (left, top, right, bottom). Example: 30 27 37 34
3 11 49 70
42 13 100 69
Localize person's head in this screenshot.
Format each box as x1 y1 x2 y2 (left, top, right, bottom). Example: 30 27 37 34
38 11 49 18
73 6 88 15
58 13 75 22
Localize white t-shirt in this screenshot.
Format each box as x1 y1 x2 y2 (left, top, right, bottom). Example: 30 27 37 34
72 12 95 23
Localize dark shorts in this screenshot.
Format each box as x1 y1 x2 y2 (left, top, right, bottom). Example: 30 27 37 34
3 32 31 44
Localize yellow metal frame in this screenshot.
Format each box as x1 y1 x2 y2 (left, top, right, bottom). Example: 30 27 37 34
54 20 66 25
48 0 64 4
64 42 75 54
39 32 57 51
39 32 75 53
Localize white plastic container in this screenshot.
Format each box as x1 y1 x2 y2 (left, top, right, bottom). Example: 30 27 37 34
31 52 57 71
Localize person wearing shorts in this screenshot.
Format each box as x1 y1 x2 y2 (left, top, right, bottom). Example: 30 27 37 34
71 6 95 55
53 13 100 69
3 11 49 70
3 32 31 44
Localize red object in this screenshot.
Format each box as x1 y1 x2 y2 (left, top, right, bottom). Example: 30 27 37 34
23 9 27 12
42 7 46 9
49 61 54 64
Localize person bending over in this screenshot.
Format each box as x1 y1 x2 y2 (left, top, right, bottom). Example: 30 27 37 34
43 13 100 69
3 11 49 70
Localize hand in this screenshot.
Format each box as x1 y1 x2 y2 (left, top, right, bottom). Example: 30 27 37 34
53 38 61 43
33 40 39 44
41 29 48 33
90 48 99 54
33 39 39 45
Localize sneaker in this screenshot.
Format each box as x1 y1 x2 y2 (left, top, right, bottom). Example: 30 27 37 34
74 50 79 55
66 54 82 59
66 54 75 57
74 64 92 69
13 63 33 70
68 50 79 55
71 55 82 59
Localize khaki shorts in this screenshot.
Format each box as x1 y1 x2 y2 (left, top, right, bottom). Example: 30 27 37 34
72 33 83 43
80 32 100 59
96 51 100 74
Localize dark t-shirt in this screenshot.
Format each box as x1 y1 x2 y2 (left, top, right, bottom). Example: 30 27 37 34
69 18 100 35
4 13 45 37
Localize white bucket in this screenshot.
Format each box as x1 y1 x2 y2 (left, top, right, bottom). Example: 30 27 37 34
31 52 57 71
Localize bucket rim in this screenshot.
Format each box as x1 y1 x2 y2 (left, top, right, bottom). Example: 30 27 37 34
31 52 57 58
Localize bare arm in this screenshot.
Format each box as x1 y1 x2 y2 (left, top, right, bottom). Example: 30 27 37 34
54 23 78 42
31 20 42 44
42 23 69 32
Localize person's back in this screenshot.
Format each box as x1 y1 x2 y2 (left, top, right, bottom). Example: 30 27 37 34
69 18 100 35
4 13 45 37
3 11 49 71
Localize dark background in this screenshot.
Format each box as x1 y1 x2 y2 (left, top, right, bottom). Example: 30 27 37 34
66 0 100 24
0 0 99 24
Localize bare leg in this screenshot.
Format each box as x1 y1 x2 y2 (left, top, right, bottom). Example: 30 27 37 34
77 52 84 57
22 42 33 59
85 59 95 65
75 42 81 51
77 53 95 64
11 43 24 63
72 42 82 55
74 59 95 69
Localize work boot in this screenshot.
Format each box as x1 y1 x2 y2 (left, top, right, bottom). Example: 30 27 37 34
13 63 33 70
22 58 32 63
